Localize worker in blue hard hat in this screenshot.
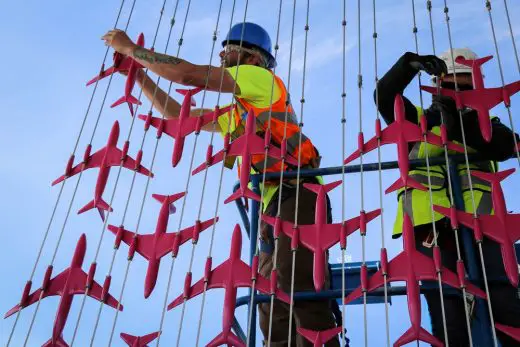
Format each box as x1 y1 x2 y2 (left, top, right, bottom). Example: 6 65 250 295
103 22 342 346
377 49 520 346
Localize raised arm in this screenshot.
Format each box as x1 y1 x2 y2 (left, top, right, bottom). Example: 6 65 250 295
377 52 447 125
102 29 238 95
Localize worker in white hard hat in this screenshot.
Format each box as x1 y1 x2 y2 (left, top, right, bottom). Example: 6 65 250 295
376 48 520 346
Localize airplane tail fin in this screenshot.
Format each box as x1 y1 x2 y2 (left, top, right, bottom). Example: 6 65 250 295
385 175 426 194
111 95 142 108
394 326 443 347
303 180 342 195
455 55 493 69
206 331 245 347
78 198 113 219
224 187 260 205
152 192 185 214
471 168 515 185
176 87 203 106
42 335 69 347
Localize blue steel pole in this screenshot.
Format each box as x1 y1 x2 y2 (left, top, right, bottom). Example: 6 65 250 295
247 175 261 347
449 159 494 346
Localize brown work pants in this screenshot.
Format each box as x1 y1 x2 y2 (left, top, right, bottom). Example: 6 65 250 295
258 184 340 347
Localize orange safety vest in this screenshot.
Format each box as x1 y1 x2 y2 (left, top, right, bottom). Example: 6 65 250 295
231 72 319 174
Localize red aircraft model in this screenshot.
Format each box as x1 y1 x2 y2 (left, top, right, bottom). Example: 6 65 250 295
297 327 343 347
87 33 145 116
262 180 381 292
120 331 161 347
422 55 520 142
52 121 153 221
4 234 122 347
108 193 218 298
167 224 291 347
138 88 232 167
192 109 299 204
433 168 520 287
344 94 464 194
344 213 486 347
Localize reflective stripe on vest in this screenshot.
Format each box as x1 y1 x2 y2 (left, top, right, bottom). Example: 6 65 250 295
393 106 496 237
232 72 319 173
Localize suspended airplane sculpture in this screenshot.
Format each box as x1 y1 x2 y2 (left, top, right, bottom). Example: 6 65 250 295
52 121 153 221
297 327 343 347
4 234 122 347
120 331 161 347
87 33 146 116
344 94 465 194
167 224 290 347
139 88 232 167
434 168 520 287
108 192 218 298
192 109 299 204
344 214 486 347
262 180 381 291
421 55 520 142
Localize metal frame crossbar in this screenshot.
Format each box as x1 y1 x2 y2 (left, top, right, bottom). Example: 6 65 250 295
232 154 518 347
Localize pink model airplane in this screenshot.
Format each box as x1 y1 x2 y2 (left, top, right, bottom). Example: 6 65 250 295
297 327 342 347
192 109 299 204
167 224 291 347
433 168 520 287
344 213 486 347
120 331 161 347
422 55 520 142
138 88 232 167
263 180 381 292
87 33 146 116
108 193 218 298
4 234 122 347
344 94 464 194
52 121 153 221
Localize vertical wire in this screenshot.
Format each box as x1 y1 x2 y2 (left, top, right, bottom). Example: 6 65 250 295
4 2 128 345
243 0 285 344
266 0 299 345
501 0 520 75
85 0 179 344
20 1 139 345
372 0 391 345
286 0 311 344
410 0 450 344
355 0 369 345
155 1 251 346
440 1 499 344
483 0 520 167
425 1 474 343
340 0 348 346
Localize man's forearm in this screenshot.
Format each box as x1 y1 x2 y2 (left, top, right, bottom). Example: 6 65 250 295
137 71 181 118
130 47 190 85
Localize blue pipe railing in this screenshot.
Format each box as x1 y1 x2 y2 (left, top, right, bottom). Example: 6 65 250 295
232 155 508 346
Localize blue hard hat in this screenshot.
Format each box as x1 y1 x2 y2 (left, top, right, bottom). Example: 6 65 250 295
222 22 277 68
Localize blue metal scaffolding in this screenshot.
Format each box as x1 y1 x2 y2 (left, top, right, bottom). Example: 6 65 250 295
232 155 520 346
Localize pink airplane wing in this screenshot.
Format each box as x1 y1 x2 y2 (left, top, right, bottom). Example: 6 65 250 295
156 217 218 258
107 225 156 261
476 213 520 244
138 115 179 139
167 259 232 310
4 269 70 318
81 269 122 310
51 148 107 185
86 54 137 86
192 148 226 175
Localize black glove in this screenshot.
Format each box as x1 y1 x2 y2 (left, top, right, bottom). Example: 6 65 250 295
407 52 448 77
426 95 461 140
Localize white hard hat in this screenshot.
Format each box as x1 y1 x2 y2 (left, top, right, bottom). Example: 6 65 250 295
439 48 478 75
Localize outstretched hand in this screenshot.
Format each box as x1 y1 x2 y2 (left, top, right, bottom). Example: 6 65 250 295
101 29 136 56
409 53 448 77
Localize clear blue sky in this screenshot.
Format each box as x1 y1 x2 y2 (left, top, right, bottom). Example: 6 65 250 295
1 0 519 346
